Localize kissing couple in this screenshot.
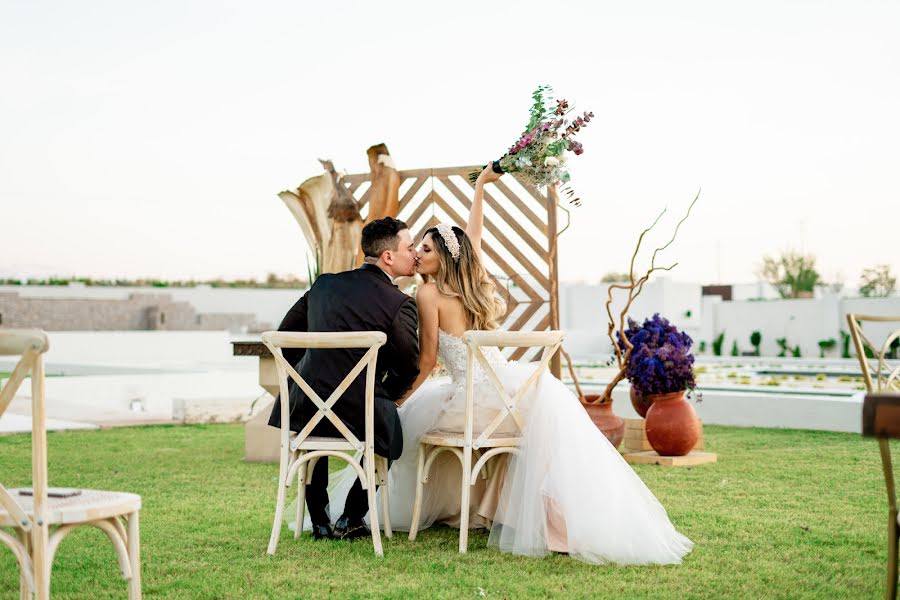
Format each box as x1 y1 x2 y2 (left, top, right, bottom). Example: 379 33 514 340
269 165 693 565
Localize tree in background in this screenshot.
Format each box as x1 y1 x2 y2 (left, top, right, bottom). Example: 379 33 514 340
600 272 631 283
757 251 821 298
858 264 896 298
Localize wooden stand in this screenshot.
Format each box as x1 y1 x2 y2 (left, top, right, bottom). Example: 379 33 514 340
232 342 281 463
624 450 718 467
622 418 717 467
245 398 280 463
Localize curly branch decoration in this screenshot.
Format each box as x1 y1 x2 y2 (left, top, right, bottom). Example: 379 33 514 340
589 189 701 405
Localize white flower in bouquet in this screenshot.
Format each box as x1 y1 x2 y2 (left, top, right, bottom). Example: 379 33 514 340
544 156 560 167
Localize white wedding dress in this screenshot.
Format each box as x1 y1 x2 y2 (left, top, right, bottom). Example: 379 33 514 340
294 329 693 565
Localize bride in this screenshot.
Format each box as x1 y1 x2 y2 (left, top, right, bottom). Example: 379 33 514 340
298 165 694 565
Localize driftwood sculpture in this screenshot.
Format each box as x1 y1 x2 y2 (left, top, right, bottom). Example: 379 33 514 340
365 143 400 221
563 191 700 404
355 143 401 265
279 144 403 278
278 159 363 276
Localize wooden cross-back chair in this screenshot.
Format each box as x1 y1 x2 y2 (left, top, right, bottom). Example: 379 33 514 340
262 331 392 557
0 329 142 599
848 314 900 600
407 329 564 553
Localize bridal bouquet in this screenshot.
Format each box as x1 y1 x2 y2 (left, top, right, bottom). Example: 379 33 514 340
469 85 593 203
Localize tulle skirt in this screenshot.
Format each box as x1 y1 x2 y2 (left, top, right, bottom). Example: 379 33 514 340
291 364 693 565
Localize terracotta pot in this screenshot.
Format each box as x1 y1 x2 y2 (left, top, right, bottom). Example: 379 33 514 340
630 386 654 418
644 390 700 456
580 394 625 449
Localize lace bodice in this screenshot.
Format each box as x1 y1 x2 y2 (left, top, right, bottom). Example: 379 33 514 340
437 330 507 385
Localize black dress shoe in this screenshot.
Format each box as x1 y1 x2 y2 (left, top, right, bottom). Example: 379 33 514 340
333 515 370 540
311 523 334 540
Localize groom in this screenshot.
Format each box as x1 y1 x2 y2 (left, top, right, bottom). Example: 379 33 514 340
268 217 420 540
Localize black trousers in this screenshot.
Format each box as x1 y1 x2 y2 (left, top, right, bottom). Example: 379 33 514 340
306 456 391 526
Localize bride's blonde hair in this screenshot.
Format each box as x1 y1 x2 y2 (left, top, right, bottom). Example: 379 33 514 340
423 225 506 331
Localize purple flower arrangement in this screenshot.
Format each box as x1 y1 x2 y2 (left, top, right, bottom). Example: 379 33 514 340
618 314 696 396
469 85 592 203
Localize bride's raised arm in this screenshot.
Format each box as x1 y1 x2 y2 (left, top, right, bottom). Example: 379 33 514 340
465 163 503 257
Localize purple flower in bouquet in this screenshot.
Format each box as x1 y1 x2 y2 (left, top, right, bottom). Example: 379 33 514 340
618 314 696 396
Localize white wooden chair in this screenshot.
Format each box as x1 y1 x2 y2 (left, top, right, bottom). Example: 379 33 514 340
263 331 393 557
407 329 564 553
848 314 900 600
0 329 142 599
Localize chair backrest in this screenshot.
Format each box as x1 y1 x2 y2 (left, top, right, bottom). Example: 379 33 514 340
0 329 50 534
261 331 387 452
462 330 564 449
846 314 900 393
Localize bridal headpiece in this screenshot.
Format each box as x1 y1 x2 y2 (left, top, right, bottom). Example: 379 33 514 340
435 223 461 261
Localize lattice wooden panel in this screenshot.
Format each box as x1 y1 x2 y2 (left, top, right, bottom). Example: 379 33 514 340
342 165 560 366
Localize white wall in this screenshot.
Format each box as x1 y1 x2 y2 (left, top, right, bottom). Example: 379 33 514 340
702 295 900 358
708 295 841 358
731 281 781 301
559 277 701 358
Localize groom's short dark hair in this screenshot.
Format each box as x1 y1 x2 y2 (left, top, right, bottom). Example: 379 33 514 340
361 217 409 258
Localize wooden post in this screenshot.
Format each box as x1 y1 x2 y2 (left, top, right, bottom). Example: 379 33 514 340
31 353 49 600
546 185 562 379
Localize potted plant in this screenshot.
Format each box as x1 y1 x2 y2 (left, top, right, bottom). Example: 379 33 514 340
622 314 700 456
817 338 836 358
565 191 700 449
749 330 762 356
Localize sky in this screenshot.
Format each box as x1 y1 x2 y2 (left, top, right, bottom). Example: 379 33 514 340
1 1 898 286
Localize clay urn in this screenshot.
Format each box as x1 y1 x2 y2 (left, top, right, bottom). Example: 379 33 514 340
580 394 625 449
644 390 700 456
630 386 653 418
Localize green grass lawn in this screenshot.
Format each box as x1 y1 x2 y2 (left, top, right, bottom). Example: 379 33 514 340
0 424 891 599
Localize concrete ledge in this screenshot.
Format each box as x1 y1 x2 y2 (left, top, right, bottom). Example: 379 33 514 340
0 413 97 434
576 382 864 434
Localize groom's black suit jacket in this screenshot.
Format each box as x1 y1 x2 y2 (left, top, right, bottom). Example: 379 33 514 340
267 263 419 460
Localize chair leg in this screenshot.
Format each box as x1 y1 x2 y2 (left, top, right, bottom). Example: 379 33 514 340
18 529 31 600
459 448 472 554
127 511 142 600
294 457 309 540
365 455 384 557
267 464 289 556
31 518 49 600
409 444 427 541
888 508 899 600
379 458 392 538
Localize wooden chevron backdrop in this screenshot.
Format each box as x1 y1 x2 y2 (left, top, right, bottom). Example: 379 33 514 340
342 165 561 375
